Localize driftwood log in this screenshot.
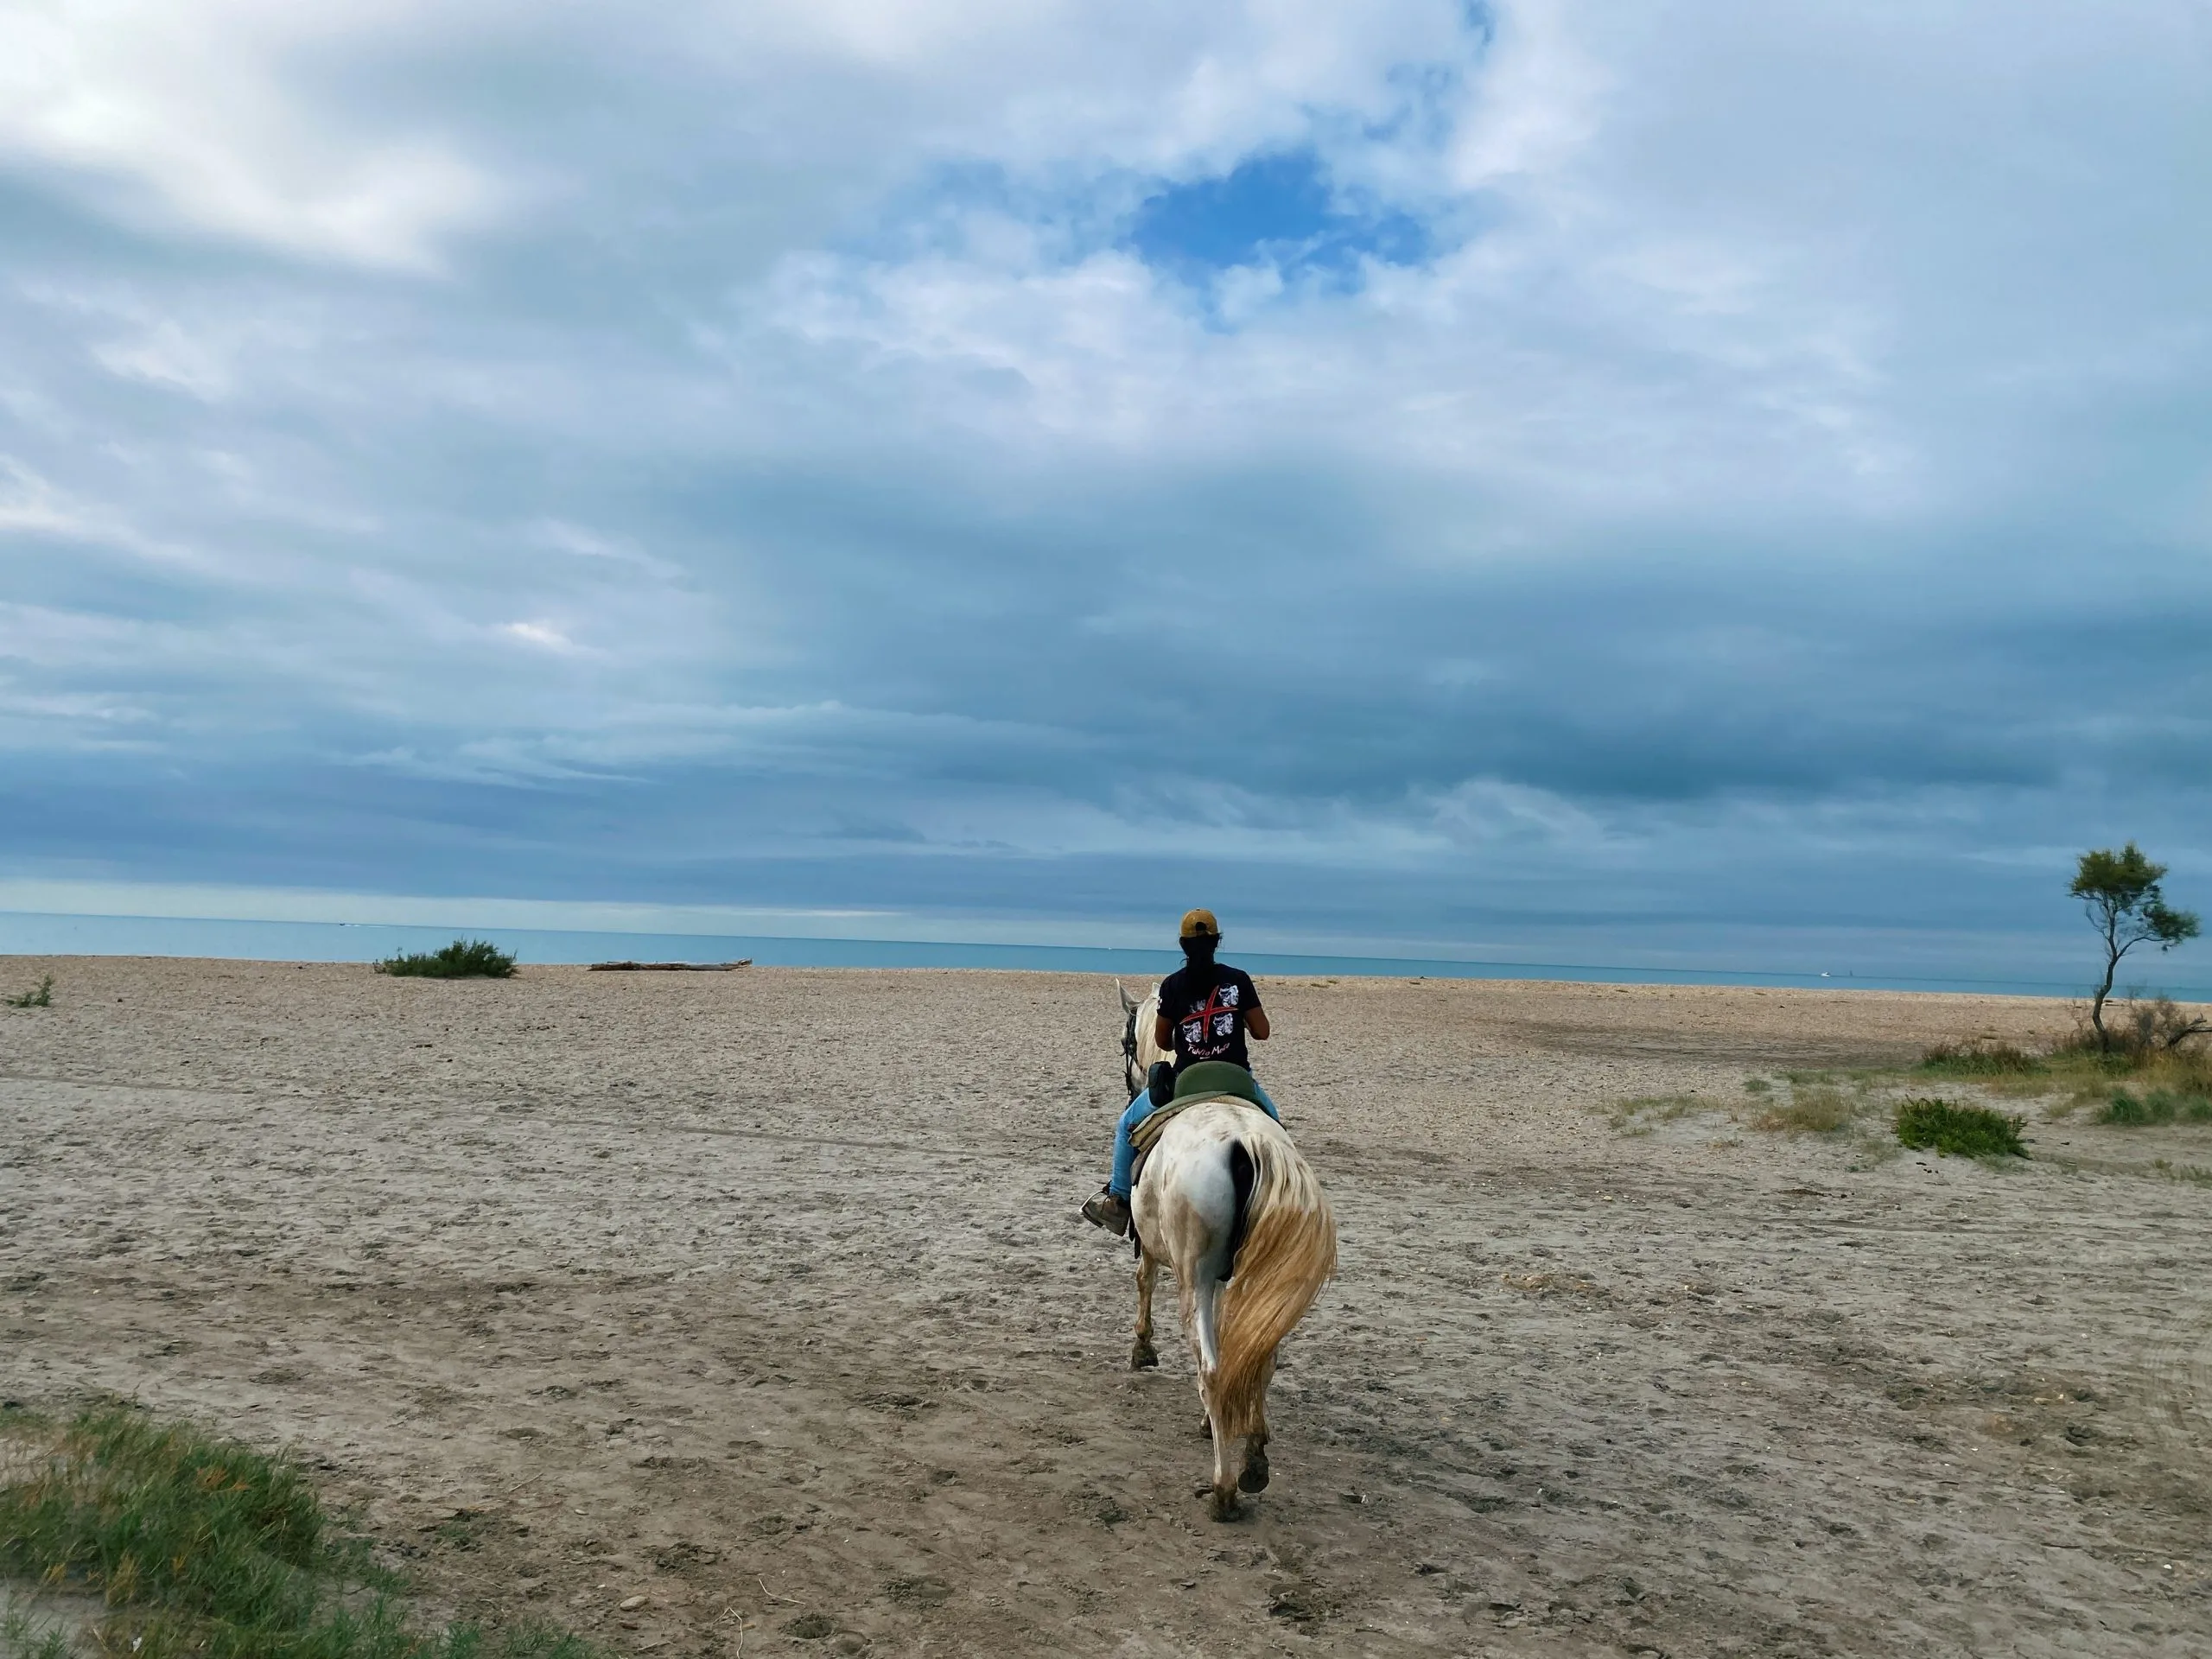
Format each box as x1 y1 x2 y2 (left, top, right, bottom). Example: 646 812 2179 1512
587 960 753 972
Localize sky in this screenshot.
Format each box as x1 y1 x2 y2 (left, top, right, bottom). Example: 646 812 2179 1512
2 1 2209 982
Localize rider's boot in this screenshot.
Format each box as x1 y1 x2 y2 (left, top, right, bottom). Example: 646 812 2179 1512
1082 1185 1131 1236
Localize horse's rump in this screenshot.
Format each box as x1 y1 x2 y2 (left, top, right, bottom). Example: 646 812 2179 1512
1144 1103 1336 1441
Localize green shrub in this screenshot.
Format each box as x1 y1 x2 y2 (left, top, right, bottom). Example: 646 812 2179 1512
0 1407 593 1659
374 940 517 980
1894 1097 2028 1158
5 975 53 1008
2097 1086 2212 1127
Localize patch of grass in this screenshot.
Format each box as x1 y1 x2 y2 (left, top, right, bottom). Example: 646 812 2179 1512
1892 1028 2212 1107
1741 1077 1772 1096
2057 1046 2212 1116
2096 1086 2212 1127
1895 1097 2028 1159
374 941 516 980
2041 997 2212 1069
5 976 53 1008
0 1406 594 1659
1918 1038 2044 1077
1 1592 76 1659
1752 1087 1857 1135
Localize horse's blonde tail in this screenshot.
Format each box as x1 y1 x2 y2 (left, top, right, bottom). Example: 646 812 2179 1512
1209 1128 1336 1440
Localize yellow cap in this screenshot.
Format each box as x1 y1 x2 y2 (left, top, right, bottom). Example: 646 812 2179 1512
1179 908 1220 940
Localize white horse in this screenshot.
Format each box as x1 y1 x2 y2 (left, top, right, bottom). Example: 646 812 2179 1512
1128 1097 1337 1520
1115 979 1172 1096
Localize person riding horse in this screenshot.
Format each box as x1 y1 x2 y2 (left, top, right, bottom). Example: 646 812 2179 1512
1083 909 1281 1236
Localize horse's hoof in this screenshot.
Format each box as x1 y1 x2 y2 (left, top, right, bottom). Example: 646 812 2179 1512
1129 1343 1158 1371
1239 1451 1271 1493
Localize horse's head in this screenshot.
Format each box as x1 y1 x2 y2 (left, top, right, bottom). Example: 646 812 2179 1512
1116 980 1142 1094
1116 979 1168 1096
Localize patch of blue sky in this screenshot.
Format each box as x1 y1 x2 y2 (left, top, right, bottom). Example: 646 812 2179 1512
852 149 1441 314
1124 149 1435 290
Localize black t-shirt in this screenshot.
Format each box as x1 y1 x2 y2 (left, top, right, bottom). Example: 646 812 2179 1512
1158 962 1263 1073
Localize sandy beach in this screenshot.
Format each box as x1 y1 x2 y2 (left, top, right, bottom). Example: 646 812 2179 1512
2 958 2207 1657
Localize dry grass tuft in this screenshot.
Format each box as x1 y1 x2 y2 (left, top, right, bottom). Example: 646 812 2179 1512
1751 1086 1857 1135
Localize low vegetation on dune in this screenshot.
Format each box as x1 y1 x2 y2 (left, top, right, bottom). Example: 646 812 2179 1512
1905 1009 2212 1151
1751 1079 1861 1135
4 975 53 1008
374 940 518 980
1917 1037 2044 1078
1894 1097 2029 1159
1916 1005 2212 1111
2099 1086 2212 1127
1606 1075 1896 1162
1607 1059 2063 1163
0 1404 589 1659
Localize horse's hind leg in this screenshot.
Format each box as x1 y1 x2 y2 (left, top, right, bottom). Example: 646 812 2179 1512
1130 1250 1160 1370
1238 1433 1268 1492
1204 1379 1242 1521
1192 1281 1243 1519
1238 1354 1275 1493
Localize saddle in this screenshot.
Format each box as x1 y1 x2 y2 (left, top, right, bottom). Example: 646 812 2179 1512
1128 1061 1268 1162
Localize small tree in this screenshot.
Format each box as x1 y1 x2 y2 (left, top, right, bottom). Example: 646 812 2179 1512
2070 844 2199 1052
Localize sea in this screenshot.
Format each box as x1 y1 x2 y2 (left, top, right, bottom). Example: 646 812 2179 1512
6 910 2209 1000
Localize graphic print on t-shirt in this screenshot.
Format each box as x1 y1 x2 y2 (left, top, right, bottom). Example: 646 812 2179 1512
1179 979 1241 1058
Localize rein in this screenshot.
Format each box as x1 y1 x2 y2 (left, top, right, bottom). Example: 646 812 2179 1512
1121 1000 1141 1096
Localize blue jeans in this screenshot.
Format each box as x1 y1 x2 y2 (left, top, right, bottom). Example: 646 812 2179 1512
1109 1079 1281 1198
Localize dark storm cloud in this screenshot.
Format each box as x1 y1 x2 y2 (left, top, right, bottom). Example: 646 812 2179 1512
1 0 2208 974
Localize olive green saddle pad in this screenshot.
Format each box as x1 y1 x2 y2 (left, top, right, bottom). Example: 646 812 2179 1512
1172 1059 1268 1108
1127 1063 1268 1157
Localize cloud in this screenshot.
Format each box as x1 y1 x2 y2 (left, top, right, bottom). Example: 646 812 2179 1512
0 0 502 268
0 1 2206 975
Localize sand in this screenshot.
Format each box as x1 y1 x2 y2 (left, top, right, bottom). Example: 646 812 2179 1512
2 957 2208 1657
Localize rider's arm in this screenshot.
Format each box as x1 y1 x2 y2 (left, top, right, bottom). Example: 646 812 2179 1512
1248 1007 1271 1041
1154 1014 1174 1052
